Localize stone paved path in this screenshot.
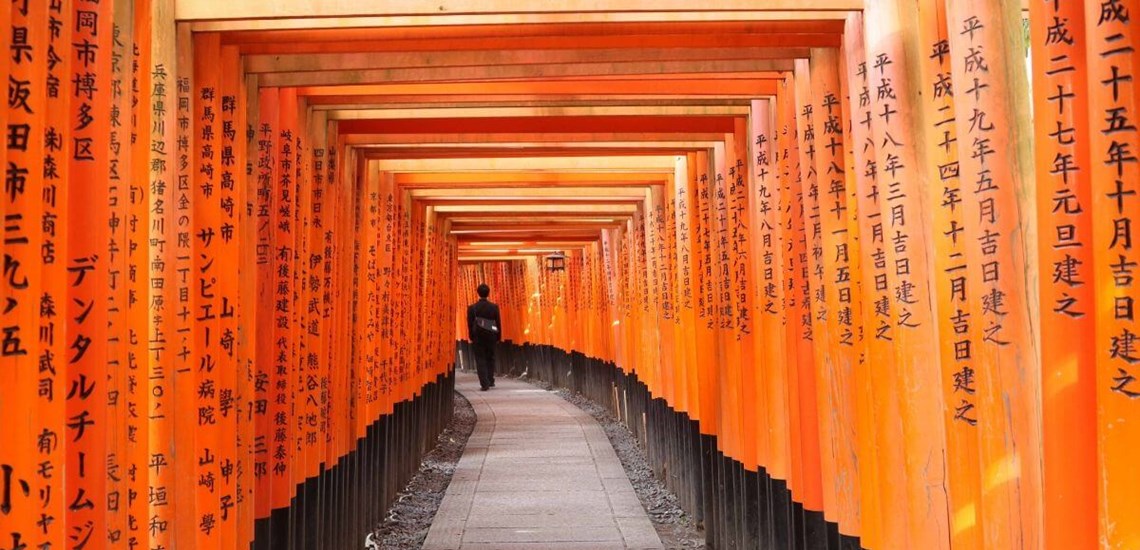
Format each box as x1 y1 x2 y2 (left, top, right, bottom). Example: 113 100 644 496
422 372 664 550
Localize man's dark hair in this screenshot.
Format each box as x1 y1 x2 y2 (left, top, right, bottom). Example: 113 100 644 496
477 284 490 298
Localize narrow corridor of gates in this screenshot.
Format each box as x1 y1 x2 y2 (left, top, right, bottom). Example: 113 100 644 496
0 1 1137 549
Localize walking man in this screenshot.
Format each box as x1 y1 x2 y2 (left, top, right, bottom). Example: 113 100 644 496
467 283 502 391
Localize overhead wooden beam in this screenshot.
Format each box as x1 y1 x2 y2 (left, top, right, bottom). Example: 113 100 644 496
360 143 721 155
432 204 639 213
246 47 810 74
447 217 629 224
372 155 679 171
393 171 670 186
176 1 860 20
344 132 726 145
409 187 650 198
295 80 781 97
456 245 587 252
232 32 842 55
327 105 751 120
311 99 761 109
366 148 699 159
458 255 552 262
453 237 601 244
222 20 848 44
258 59 796 86
337 115 738 134
418 199 645 208
225 19 847 38
450 227 613 234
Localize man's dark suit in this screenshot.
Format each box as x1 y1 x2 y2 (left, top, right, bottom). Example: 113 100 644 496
466 298 502 389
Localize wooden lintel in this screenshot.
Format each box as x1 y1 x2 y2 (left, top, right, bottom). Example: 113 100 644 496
245 47 810 74
326 105 751 120
258 59 795 87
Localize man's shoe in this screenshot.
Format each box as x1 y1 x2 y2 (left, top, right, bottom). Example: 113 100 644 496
480 386 489 391
490 380 495 387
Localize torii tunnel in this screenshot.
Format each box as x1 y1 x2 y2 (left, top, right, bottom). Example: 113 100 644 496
0 0 1137 549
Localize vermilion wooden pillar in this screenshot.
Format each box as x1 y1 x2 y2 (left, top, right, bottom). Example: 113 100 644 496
671 155 697 420
192 30 224 549
914 0 984 547
67 0 113 547
217 43 244 549
107 1 131 541
946 1 1044 548
148 1 178 548
38 2 71 549
678 152 703 426
777 71 825 531
839 13 880 550
1086 0 1140 546
794 59 836 533
3 3 46 550
809 47 862 542
1028 1 1097 548
128 2 155 546
863 2 954 548
750 100 792 525
254 85 279 541
694 150 721 442
173 21 198 548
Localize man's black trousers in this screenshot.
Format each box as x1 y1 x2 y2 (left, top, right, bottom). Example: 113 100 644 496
473 342 495 389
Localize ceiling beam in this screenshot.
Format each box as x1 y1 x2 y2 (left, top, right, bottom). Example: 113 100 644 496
295 80 780 97
409 187 649 198
343 132 726 145
372 155 679 171
232 32 841 55
337 115 738 134
393 171 669 185
258 58 794 86
327 105 750 120
366 148 700 159
444 215 629 222
177 1 861 21
311 99 759 109
419 197 645 206
450 227 612 234
246 47 809 74
360 143 720 155
222 20 847 43
458 239 599 245
432 204 638 213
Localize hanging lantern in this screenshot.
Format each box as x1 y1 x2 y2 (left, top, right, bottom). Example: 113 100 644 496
546 251 566 272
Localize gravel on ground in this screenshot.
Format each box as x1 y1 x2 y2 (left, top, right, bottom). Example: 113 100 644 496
371 390 476 550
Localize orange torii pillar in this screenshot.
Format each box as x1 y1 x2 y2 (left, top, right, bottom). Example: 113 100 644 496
776 72 826 549
912 0 987 547
1028 1 1097 548
730 117 761 549
107 0 132 539
2 4 46 550
148 2 179 548
750 98 796 550
808 47 863 547
1085 0 1140 547
842 13 907 549
946 1 1045 548
794 56 841 546
40 2 72 549
68 1 114 549
863 2 954 548
839 14 886 550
